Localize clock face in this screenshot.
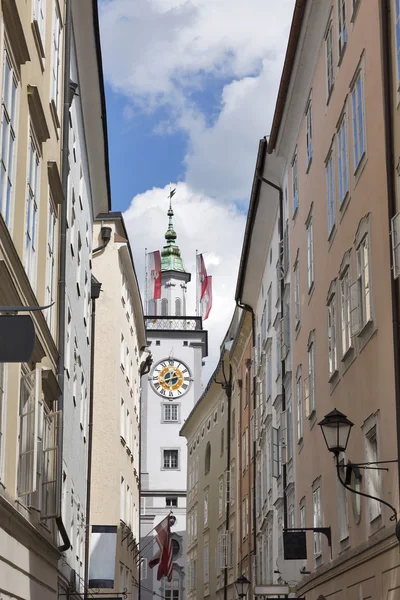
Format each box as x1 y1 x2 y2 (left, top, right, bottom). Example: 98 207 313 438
151 359 191 399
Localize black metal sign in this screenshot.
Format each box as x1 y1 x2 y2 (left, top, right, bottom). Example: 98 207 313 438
0 315 35 362
283 529 307 560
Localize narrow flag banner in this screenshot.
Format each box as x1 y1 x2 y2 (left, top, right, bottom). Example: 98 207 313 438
196 253 208 301
202 275 213 320
147 251 162 301
148 515 174 581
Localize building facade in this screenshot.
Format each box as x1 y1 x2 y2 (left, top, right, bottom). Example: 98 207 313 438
140 202 207 600
88 213 146 600
265 0 400 597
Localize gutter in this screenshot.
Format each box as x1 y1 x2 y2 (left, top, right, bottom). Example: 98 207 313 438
56 0 72 554
267 0 307 154
380 0 400 504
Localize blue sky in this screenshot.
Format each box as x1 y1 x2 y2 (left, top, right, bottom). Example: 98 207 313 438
99 0 295 378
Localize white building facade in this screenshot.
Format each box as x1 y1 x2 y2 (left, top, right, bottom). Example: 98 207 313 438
140 203 207 600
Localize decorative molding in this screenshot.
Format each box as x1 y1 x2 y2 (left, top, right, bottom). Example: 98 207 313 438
27 85 50 143
1 0 30 66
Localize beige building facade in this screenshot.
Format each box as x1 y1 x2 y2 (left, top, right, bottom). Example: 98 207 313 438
88 213 147 600
266 0 400 598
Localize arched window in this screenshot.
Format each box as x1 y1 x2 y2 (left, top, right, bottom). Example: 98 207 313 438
175 298 182 316
205 442 211 474
148 299 156 315
161 298 168 316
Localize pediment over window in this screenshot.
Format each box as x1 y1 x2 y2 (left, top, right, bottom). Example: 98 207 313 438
2 0 30 66
27 85 50 144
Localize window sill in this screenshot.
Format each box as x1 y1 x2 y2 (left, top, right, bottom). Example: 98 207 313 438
337 44 347 67
353 153 368 187
339 191 351 222
350 0 361 23
307 281 315 304
306 156 313 174
31 20 45 63
326 85 334 106
50 99 60 134
328 368 339 383
292 204 299 221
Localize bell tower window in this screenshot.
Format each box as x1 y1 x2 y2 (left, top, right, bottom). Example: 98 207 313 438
161 298 168 316
175 298 182 316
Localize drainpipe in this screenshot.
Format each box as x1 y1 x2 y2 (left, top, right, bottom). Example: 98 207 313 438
84 277 102 600
380 0 400 502
56 0 73 553
139 350 152 600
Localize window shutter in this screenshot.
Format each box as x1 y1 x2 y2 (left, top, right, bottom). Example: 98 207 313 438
391 212 400 279
304 376 310 419
18 367 41 497
350 279 361 336
272 427 279 478
41 410 62 520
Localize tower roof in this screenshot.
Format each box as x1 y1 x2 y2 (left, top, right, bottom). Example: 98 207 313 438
161 187 187 273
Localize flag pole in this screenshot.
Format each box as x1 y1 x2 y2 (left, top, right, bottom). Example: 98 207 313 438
144 247 148 316
195 249 198 316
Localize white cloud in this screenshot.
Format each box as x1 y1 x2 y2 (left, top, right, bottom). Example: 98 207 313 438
123 182 246 381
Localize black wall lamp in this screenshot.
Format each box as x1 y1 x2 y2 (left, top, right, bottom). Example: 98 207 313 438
234 575 250 599
318 408 400 542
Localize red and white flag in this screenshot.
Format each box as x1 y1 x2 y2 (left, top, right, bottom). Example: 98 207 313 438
201 275 212 320
196 253 208 301
148 515 174 582
147 251 162 301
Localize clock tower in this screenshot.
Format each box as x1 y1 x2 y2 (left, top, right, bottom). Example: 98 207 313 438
140 198 208 600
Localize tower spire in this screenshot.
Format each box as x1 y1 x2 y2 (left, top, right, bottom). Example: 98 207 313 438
161 185 187 272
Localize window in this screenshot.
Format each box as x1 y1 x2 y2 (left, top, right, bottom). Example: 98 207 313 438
204 489 209 526
300 503 306 529
272 426 281 478
292 150 298 213
45 198 57 331
163 449 179 469
163 403 179 422
51 4 62 111
161 298 168 316
337 115 349 204
305 337 315 418
326 21 334 97
306 217 314 290
242 497 249 539
396 0 400 81
120 398 125 441
287 401 293 461
120 476 125 521
204 546 209 583
18 367 41 499
326 151 335 235
120 334 124 370
33 0 46 43
141 559 148 580
338 0 347 57
355 235 372 328
165 572 180 600
166 496 178 508
294 259 300 327
218 476 224 517
244 368 250 408
306 96 313 167
175 298 182 316
25 131 41 287
313 486 322 556
340 267 352 355
126 484 131 526
351 70 366 170
296 370 303 442
327 292 338 376
365 424 381 521
0 47 18 229
267 284 272 329
205 442 211 474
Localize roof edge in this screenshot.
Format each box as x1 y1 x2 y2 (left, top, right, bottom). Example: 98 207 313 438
267 0 307 154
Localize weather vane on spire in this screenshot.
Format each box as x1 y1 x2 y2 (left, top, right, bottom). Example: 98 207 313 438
168 183 176 211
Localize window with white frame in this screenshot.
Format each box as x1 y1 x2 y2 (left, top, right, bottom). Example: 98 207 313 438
340 267 352 355
267 284 272 329
120 398 125 440
0 363 5 479
296 369 303 442
204 489 209 526
204 546 209 583
294 258 300 327
396 0 400 82
355 234 372 329
163 403 179 422
292 149 298 213
25 131 41 288
327 291 338 376
306 96 313 167
313 486 322 556
300 502 306 529
306 216 314 290
33 0 46 44
364 423 381 521
120 475 125 521
326 151 335 235
45 197 57 331
337 114 349 204
218 476 224 517
338 0 347 57
0 47 18 229
305 337 315 418
18 368 41 500
287 401 293 461
51 4 62 111
351 70 366 170
161 298 168 316
120 333 125 369
325 21 334 97
163 449 179 469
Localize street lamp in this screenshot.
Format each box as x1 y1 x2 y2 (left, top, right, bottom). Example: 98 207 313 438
318 408 354 455
234 575 250 599
318 409 400 543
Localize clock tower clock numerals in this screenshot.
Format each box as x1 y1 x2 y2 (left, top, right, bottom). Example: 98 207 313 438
151 358 191 399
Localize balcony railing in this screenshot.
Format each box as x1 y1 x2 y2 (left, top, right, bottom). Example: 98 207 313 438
145 316 203 331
